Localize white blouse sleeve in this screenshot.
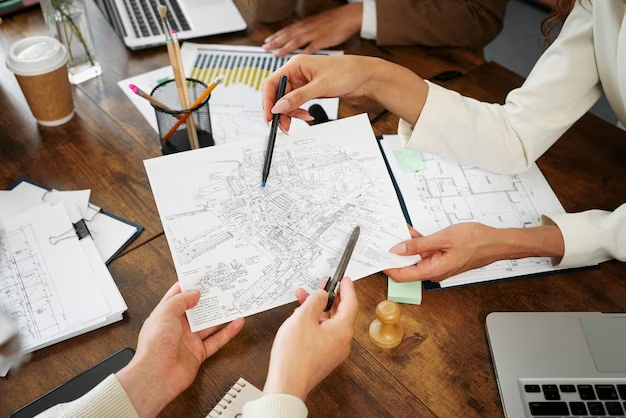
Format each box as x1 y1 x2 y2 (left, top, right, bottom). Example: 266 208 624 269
400 1 602 175
542 204 626 268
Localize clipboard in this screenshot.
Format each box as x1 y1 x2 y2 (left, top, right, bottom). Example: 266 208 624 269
375 136 598 291
6 178 143 265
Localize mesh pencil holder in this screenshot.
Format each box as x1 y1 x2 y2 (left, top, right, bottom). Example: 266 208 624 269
150 78 214 155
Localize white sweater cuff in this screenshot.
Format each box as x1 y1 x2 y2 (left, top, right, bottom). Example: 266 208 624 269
541 211 614 268
242 394 308 417
36 374 138 418
360 0 377 40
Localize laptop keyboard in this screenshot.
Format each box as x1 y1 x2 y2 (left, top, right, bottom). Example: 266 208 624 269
521 381 626 416
121 0 190 38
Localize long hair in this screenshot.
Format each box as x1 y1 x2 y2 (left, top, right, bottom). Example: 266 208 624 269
541 0 577 44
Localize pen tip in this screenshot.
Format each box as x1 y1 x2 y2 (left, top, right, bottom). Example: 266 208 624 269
261 182 266 188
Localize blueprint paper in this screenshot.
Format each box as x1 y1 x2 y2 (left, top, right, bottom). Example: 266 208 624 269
145 114 419 331
118 43 341 143
381 135 574 288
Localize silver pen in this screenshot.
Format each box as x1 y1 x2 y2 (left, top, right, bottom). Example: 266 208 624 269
323 226 360 312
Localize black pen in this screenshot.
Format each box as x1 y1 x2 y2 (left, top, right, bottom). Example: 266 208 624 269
261 75 288 187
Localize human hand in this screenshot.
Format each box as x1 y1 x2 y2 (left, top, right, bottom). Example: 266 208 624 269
116 283 244 418
385 223 508 282
262 3 363 57
384 223 565 282
262 54 383 131
263 277 358 400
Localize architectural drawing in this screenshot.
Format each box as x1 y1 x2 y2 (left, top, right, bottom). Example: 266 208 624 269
0 225 68 349
381 135 567 287
145 115 418 331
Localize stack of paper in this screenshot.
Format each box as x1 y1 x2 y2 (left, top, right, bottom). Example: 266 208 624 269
0 181 131 376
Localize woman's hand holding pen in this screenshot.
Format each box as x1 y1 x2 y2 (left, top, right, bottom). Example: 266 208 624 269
262 54 427 132
263 278 359 401
384 224 565 283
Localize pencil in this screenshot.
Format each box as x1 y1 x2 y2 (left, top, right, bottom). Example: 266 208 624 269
158 5 199 150
128 84 181 120
170 29 199 150
162 74 224 142
261 75 288 187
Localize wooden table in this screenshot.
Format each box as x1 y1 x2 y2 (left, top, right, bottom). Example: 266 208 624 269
2 2 625 417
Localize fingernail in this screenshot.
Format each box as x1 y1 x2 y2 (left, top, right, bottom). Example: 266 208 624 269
389 242 406 255
271 100 291 114
279 123 290 136
273 50 281 57
264 118 270 127
301 114 314 122
262 43 270 50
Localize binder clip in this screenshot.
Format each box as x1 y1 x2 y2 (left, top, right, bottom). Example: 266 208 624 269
49 219 92 245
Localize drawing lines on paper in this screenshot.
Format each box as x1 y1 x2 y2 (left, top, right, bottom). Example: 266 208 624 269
0 226 67 348
411 154 551 270
164 140 404 318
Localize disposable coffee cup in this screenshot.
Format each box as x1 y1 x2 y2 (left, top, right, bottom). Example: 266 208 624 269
6 36 75 126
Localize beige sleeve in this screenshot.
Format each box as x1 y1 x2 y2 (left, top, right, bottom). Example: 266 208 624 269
35 374 138 418
243 394 308 417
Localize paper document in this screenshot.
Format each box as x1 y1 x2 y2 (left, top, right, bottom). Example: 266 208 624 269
381 135 575 288
4 181 139 264
145 114 418 331
119 43 341 144
0 204 110 351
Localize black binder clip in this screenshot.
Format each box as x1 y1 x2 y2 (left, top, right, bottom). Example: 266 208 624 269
49 219 92 245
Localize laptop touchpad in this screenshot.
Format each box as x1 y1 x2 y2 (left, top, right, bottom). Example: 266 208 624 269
581 317 626 372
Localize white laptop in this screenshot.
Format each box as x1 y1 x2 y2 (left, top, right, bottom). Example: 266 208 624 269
487 312 626 418
95 0 247 50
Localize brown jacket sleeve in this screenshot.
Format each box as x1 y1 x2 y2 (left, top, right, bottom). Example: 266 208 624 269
239 0 297 23
376 0 509 48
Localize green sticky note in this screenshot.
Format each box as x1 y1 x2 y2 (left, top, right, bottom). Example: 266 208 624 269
387 277 422 305
392 148 425 172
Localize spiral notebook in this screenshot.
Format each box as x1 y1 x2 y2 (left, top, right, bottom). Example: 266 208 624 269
206 378 263 418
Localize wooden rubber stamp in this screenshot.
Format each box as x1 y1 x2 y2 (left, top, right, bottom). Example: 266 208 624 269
369 300 404 349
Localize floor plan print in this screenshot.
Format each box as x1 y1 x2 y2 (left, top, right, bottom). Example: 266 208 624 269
145 115 418 331
381 135 568 288
0 225 68 349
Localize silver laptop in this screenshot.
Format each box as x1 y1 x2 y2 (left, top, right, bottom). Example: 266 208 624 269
487 312 626 418
95 0 247 50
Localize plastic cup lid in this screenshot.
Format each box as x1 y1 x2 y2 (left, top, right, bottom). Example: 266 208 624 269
5 36 69 77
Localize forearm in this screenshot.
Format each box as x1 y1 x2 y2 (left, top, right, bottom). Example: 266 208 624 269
491 225 565 260
115 361 172 418
364 58 428 125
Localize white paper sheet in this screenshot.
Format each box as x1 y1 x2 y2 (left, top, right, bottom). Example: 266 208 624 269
2 181 138 264
0 203 110 351
118 43 341 143
380 135 577 288
145 114 418 331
